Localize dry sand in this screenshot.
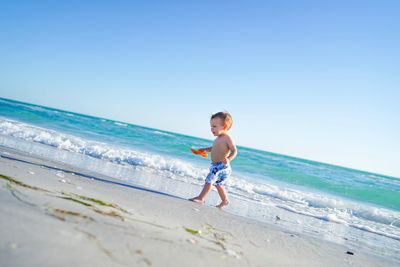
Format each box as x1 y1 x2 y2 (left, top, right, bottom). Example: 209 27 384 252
0 146 398 267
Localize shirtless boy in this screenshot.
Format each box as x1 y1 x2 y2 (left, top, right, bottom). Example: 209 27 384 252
190 111 237 209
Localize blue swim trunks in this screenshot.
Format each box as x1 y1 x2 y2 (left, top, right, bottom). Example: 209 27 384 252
205 162 232 186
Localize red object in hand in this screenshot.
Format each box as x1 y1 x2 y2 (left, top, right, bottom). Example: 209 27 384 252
190 148 208 158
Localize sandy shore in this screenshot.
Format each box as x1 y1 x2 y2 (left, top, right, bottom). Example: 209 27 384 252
0 146 398 267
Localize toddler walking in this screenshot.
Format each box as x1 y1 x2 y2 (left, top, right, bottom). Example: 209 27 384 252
190 111 237 209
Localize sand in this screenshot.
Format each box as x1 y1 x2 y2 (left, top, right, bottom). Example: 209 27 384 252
0 146 398 267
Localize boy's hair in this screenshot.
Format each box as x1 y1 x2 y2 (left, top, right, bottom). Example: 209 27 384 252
211 111 233 130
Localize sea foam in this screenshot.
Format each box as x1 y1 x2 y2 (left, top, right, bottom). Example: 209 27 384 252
0 119 205 178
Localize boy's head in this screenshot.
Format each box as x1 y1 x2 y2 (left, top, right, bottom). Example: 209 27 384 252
211 111 233 131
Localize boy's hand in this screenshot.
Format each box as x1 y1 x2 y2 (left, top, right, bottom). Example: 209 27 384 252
222 158 230 164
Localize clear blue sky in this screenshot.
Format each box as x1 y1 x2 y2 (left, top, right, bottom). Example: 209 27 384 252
0 1 399 177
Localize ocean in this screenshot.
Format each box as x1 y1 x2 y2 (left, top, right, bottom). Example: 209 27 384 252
1 97 399 260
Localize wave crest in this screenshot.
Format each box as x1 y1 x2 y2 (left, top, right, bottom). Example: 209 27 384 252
0 119 205 179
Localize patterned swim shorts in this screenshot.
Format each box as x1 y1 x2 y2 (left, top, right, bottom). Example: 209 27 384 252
205 162 232 186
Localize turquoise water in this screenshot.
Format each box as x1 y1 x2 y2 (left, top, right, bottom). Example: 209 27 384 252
1 97 398 211
1 97 400 255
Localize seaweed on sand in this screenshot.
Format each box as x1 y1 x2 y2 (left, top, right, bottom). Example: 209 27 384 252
61 191 129 214
0 174 49 192
48 208 95 222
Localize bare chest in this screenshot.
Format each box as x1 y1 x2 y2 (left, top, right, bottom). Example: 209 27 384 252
212 138 228 151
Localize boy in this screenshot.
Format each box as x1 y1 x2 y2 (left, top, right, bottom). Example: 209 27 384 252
190 111 237 209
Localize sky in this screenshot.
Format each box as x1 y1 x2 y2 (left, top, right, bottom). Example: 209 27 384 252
0 0 399 177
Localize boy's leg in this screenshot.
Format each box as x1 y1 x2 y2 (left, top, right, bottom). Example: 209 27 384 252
215 185 230 209
190 183 212 204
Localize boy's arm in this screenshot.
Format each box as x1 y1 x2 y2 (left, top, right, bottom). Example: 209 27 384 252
199 147 212 152
226 137 237 162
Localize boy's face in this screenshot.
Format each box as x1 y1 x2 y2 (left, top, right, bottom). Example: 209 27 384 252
210 118 226 136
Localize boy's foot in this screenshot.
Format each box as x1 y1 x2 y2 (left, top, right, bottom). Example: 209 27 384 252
216 199 230 209
189 197 205 204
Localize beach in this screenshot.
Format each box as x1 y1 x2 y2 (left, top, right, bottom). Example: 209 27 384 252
0 146 398 267
2 0 400 265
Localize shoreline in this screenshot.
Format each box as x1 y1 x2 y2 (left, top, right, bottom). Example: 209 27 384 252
0 146 398 266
